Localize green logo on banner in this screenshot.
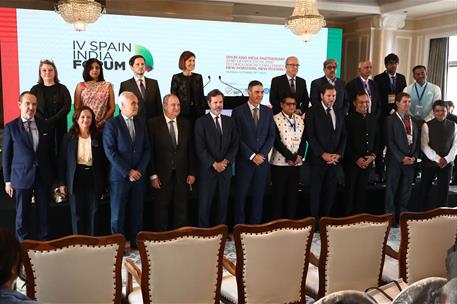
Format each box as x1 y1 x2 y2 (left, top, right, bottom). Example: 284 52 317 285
134 44 154 72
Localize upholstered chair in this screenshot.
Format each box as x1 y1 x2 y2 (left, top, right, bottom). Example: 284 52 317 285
314 290 376 304
306 213 392 300
125 225 227 304
22 234 125 303
383 208 457 284
220 218 315 304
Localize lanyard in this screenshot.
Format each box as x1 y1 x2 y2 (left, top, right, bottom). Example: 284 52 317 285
414 82 428 104
281 112 296 132
396 112 412 136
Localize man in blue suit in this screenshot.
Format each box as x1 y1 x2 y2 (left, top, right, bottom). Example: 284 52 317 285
232 80 275 224
194 89 239 227
103 91 150 247
2 91 53 240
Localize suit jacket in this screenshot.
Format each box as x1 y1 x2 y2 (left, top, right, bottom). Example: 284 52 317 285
344 112 379 164
170 72 205 118
58 132 107 195
373 71 407 117
194 113 239 172
310 76 349 114
232 102 275 162
119 77 162 121
148 115 196 183
305 104 346 164
346 77 380 119
103 115 151 182
2 117 54 188
386 112 420 164
269 74 309 114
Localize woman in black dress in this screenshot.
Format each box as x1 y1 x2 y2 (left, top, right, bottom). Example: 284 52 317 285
170 51 205 123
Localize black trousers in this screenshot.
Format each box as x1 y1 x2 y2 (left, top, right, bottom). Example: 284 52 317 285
154 170 189 231
343 163 370 215
69 165 99 235
419 164 452 211
309 163 339 221
270 165 300 220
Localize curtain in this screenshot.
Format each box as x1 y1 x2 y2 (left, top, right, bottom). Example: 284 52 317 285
428 37 449 99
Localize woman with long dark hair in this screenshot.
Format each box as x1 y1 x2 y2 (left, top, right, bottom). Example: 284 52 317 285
58 106 107 235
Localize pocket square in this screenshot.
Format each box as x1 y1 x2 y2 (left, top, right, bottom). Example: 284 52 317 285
42 133 49 136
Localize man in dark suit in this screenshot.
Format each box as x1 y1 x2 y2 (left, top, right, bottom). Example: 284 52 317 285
103 91 151 247
306 84 346 221
385 93 419 225
194 89 239 227
232 80 275 224
345 60 380 119
119 55 162 122
373 53 407 182
343 92 379 215
2 91 53 240
310 59 349 114
148 94 196 231
270 56 309 115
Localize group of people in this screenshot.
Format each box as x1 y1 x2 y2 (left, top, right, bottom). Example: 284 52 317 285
2 51 456 247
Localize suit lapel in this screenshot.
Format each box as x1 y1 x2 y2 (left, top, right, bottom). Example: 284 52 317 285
129 78 144 102
160 115 176 150
119 115 133 146
17 119 33 150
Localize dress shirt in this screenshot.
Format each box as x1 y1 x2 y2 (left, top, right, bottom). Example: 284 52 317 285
321 101 336 130
77 136 93 166
421 122 457 164
134 75 146 91
247 101 260 160
164 114 179 145
21 117 38 151
360 76 372 113
121 113 136 141
209 111 223 133
326 76 336 86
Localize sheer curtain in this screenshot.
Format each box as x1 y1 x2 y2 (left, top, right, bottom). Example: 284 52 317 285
428 37 449 99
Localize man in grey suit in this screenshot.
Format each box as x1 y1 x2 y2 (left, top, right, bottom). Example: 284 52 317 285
310 59 349 114
119 55 162 122
385 92 419 225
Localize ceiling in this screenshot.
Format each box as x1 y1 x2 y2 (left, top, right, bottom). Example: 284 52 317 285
0 0 455 23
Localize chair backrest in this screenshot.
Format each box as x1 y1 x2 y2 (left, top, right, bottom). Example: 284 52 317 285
22 234 125 304
318 214 392 298
399 207 457 284
392 276 447 304
233 218 315 304
314 290 376 304
137 225 227 304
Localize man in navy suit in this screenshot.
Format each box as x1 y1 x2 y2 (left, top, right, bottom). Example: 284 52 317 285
310 59 349 114
2 91 53 240
385 92 419 225
346 60 380 119
119 55 162 122
270 56 310 115
194 89 239 227
103 91 151 247
232 80 275 224
306 84 346 221
148 94 196 231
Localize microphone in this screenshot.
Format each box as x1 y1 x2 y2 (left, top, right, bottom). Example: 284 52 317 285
218 76 244 96
203 75 211 88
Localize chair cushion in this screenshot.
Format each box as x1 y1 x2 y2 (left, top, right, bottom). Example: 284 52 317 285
221 273 238 304
127 287 143 304
382 255 399 282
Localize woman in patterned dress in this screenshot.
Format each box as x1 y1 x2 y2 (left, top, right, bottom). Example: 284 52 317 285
74 58 115 129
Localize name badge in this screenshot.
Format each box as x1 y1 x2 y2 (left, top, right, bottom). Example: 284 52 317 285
407 134 413 145
415 105 423 116
388 94 396 104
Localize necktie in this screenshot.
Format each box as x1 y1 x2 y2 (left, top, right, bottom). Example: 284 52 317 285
215 116 222 137
290 78 296 94
139 79 146 99
364 81 372 113
252 107 259 127
169 120 177 148
326 107 334 130
403 114 411 135
25 120 34 150
126 118 135 142
390 76 396 92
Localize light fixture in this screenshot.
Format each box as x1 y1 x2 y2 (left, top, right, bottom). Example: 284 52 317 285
286 0 326 42
55 0 106 31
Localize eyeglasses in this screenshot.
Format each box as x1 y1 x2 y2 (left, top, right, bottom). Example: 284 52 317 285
40 59 54 63
287 64 300 67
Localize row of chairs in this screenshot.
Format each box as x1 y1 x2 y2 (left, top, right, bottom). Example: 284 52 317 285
20 208 456 303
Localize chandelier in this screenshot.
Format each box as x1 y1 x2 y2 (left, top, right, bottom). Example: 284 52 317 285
55 0 106 31
286 0 326 42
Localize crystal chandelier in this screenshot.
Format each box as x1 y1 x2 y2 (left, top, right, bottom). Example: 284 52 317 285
55 0 106 31
286 0 326 42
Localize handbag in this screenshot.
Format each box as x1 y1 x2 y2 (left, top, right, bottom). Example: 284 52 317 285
365 279 408 304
